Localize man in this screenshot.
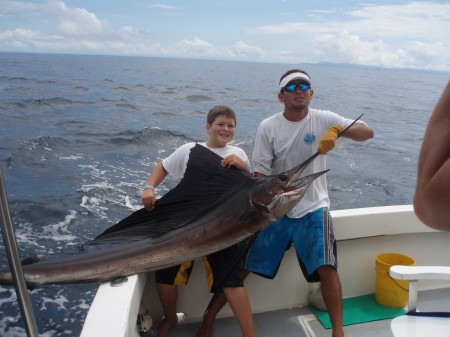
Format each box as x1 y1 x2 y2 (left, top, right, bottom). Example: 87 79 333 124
245 69 374 337
198 70 373 337
414 80 450 231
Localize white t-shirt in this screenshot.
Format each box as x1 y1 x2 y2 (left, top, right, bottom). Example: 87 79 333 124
252 108 362 218
163 142 250 178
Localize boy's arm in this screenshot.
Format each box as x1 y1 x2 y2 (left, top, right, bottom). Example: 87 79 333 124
414 80 450 231
141 161 168 210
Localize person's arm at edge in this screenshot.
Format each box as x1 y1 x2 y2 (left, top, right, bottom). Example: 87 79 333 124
141 161 168 210
413 80 450 231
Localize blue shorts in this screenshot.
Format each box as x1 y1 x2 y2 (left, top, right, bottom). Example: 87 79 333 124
244 207 337 282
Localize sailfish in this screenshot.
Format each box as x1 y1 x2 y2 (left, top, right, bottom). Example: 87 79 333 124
0 144 326 289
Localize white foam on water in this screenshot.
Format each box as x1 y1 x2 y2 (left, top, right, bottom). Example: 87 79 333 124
124 195 141 211
72 298 91 311
0 291 23 337
78 164 107 178
40 211 78 241
0 324 25 337
80 195 108 219
14 222 48 250
59 155 84 160
39 292 69 312
0 287 17 307
80 181 112 193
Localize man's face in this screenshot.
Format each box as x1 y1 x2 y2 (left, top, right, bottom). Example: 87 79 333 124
278 80 314 109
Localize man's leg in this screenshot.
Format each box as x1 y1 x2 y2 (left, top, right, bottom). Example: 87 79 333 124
156 283 179 337
316 266 345 337
294 208 344 336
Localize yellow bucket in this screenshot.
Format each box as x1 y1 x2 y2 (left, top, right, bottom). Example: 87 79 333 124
375 252 415 307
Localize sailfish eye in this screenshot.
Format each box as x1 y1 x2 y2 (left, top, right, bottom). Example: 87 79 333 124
278 174 288 181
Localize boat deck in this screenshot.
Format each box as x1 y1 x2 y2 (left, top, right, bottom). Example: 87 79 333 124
163 287 450 337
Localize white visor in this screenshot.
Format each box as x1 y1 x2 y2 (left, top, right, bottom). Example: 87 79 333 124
279 72 311 91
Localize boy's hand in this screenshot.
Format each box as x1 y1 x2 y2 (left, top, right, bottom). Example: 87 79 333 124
141 189 156 210
317 125 343 154
221 154 246 171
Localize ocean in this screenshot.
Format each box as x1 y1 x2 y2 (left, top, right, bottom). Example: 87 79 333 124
0 52 448 336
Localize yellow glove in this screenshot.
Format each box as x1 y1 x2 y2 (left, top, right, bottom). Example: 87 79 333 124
317 125 343 154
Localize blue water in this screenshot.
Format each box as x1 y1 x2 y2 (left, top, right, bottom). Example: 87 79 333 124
0 52 449 336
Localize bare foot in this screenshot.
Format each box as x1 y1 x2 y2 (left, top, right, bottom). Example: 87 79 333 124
195 326 213 337
157 315 178 337
195 319 214 337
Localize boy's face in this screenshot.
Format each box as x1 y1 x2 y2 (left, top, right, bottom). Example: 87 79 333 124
206 115 236 147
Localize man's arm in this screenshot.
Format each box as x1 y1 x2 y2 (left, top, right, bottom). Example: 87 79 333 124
414 80 450 231
341 122 374 141
317 122 374 155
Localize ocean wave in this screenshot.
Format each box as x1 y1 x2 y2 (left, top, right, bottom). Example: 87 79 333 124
6 128 197 174
116 102 139 110
114 86 130 91
101 127 197 148
7 136 73 166
23 97 89 107
0 76 56 84
185 94 215 102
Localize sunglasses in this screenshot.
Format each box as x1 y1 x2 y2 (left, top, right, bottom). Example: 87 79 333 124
283 82 311 93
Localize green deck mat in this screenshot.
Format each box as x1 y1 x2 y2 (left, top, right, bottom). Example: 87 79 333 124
310 294 405 328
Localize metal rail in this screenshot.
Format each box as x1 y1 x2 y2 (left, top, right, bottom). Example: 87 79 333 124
0 165 39 337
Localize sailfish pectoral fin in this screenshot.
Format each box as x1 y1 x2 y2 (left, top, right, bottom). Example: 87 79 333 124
251 200 272 216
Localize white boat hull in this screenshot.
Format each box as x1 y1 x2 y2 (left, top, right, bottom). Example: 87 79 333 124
80 205 450 337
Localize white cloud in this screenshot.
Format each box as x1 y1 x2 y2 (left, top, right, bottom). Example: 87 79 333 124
0 0 39 13
345 2 450 41
0 1 449 71
251 2 450 70
148 4 178 10
0 1 141 53
1 28 39 40
47 1 110 37
232 41 266 59
311 31 413 67
178 37 213 49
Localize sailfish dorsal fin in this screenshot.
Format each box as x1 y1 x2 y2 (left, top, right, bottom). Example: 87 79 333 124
82 144 250 249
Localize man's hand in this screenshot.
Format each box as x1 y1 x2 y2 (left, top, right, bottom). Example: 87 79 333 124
317 125 343 154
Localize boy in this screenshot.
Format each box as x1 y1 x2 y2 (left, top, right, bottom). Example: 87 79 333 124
141 105 257 337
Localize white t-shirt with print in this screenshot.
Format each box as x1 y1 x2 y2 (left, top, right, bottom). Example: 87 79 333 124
252 108 363 218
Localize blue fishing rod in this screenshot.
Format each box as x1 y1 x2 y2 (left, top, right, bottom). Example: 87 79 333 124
0 165 39 337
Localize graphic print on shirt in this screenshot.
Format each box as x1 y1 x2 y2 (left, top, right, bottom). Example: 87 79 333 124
304 132 316 145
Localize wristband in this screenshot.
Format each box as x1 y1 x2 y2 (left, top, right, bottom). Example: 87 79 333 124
144 184 155 190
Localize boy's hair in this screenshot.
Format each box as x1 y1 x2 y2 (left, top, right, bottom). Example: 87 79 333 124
207 105 237 125
279 69 310 85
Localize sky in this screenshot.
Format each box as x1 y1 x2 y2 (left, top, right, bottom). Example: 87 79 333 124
1 0 450 71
